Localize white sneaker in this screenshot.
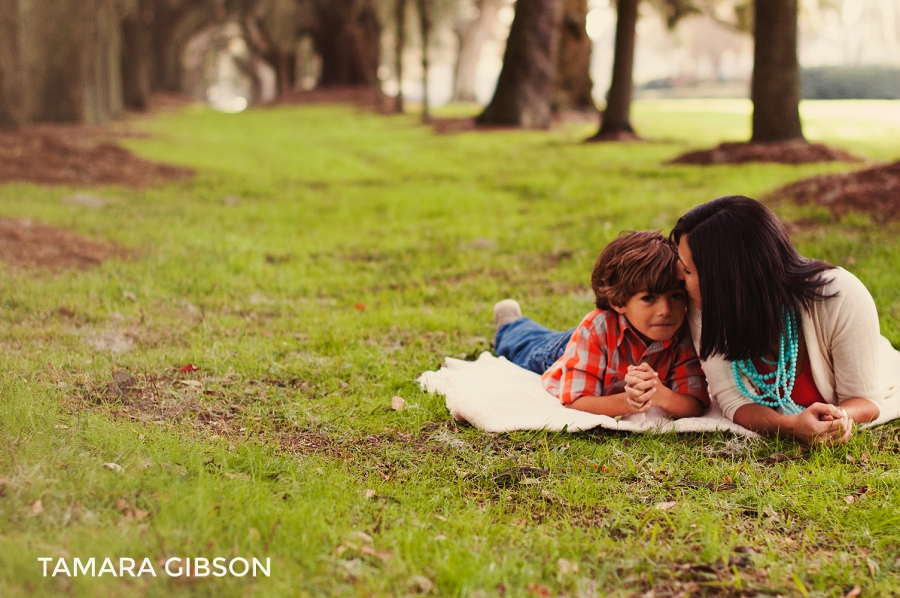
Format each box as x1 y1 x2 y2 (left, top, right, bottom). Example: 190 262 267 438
493 299 522 329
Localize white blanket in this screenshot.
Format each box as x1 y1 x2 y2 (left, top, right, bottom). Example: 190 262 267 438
418 352 756 436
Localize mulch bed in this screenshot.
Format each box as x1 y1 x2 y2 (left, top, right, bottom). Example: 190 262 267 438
0 124 194 187
0 216 129 269
429 117 519 135
765 160 900 221
274 86 397 114
669 140 860 165
587 130 641 142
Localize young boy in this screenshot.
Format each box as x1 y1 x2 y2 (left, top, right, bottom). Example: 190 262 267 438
493 231 708 418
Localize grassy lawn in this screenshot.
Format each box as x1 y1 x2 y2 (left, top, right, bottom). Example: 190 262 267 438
1 99 899 597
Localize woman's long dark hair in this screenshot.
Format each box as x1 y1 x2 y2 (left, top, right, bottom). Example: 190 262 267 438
670 196 836 361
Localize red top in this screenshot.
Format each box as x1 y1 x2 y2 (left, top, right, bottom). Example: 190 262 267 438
542 309 709 406
752 351 825 408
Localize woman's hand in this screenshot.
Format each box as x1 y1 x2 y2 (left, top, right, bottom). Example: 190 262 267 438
789 403 852 446
733 402 853 446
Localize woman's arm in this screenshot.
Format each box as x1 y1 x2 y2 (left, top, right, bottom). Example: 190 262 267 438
732 402 853 445
836 397 879 423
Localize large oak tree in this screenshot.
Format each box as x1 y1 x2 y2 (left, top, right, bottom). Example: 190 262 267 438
304 0 380 87
554 0 594 112
477 0 563 128
750 0 803 142
0 0 124 125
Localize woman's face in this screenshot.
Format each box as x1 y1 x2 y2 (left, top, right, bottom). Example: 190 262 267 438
677 235 701 308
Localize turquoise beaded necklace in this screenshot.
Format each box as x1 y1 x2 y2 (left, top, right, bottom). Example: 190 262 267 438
731 308 803 415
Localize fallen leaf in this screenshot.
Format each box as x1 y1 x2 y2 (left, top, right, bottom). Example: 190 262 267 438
844 495 856 505
31 499 43 515
116 498 132 511
360 545 376 556
391 396 407 411
0 476 7 498
409 575 433 593
557 557 579 576
844 584 862 598
133 508 149 521
376 550 393 562
103 462 124 473
866 557 879 575
432 514 447 522
179 363 200 373
58 306 75 318
655 500 677 511
724 475 733 484
123 291 137 302
364 489 376 499
527 583 552 597
354 303 366 310
766 452 792 463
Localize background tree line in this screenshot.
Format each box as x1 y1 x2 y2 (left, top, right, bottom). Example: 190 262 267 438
0 0 817 144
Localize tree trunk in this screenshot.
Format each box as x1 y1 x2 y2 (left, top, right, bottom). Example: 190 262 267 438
417 0 430 120
145 0 216 94
312 0 380 87
149 0 181 92
121 0 153 111
750 0 803 142
395 0 407 112
554 0 594 112
477 0 563 128
280 52 296 94
591 0 638 139
451 0 500 103
84 0 124 123
0 0 25 126
2 0 123 124
241 10 291 99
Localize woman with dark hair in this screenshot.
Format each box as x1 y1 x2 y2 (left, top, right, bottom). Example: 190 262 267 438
671 195 900 445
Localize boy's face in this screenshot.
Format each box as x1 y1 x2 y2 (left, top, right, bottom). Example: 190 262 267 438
611 289 687 343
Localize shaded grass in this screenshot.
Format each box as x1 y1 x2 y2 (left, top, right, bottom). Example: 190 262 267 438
1 99 899 597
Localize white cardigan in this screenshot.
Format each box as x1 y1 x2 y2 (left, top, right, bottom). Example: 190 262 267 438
690 268 900 425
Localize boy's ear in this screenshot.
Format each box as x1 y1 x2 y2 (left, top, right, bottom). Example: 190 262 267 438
610 303 627 315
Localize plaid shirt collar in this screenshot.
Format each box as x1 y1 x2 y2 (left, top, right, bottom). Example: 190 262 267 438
615 312 678 355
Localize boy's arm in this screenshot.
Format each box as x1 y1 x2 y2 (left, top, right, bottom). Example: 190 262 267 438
647 382 705 418
660 329 709 416
565 392 638 417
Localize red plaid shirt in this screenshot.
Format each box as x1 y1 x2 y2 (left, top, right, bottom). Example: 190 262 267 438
541 309 708 406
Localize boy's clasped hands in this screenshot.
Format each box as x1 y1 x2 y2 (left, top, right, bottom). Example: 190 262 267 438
624 362 662 414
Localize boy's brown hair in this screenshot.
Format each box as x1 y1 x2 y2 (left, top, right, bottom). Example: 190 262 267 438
591 231 681 310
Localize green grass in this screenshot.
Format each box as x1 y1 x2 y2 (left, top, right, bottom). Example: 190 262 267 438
1 99 899 597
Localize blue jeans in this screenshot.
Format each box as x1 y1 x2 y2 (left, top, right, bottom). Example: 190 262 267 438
494 318 575 374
